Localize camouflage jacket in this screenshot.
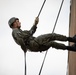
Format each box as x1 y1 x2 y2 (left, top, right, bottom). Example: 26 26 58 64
12 25 37 52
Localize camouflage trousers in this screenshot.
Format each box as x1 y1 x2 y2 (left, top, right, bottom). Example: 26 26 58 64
28 33 68 52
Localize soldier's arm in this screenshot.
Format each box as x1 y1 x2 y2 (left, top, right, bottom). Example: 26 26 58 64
29 17 39 35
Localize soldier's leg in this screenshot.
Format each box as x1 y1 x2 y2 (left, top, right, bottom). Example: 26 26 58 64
46 41 67 50
46 41 76 51
51 33 76 43
50 33 67 41
35 33 76 47
35 33 68 43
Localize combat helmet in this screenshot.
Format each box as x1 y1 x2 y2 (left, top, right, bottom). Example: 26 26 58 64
8 17 19 28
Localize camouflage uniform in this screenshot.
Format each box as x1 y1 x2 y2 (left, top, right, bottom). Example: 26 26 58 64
12 25 68 52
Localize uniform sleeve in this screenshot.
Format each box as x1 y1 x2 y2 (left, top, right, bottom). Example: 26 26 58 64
29 25 37 35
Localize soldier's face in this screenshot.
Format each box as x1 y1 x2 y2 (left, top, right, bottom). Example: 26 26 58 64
13 20 21 28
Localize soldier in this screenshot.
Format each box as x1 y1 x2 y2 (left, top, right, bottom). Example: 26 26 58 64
8 17 76 53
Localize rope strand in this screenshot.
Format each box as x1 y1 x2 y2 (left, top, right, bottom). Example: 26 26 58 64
24 53 26 75
52 0 64 33
37 0 46 17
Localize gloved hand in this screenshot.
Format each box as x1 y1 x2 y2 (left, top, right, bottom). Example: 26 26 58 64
34 17 39 25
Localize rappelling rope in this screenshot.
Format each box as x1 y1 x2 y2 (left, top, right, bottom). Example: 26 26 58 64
38 0 64 75
24 53 26 75
37 0 46 17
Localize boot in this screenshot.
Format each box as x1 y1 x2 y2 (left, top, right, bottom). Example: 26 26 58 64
67 35 76 43
66 43 76 52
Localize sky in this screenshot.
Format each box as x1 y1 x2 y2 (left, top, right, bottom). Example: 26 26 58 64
0 0 70 75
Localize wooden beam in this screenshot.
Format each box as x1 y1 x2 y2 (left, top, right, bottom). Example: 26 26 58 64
68 0 76 75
